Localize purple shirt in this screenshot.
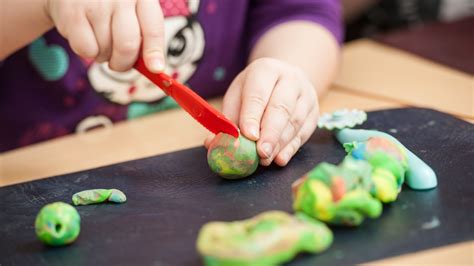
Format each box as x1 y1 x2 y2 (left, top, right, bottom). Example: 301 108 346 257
0 0 342 152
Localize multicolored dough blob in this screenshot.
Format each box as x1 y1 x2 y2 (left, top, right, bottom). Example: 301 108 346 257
196 211 333 266
292 158 382 226
207 133 259 179
72 189 127 206
336 128 437 190
344 136 409 203
35 202 80 246
317 109 437 190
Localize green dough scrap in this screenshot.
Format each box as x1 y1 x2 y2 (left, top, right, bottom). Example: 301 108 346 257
196 211 333 266
72 189 127 206
207 133 259 179
35 202 80 246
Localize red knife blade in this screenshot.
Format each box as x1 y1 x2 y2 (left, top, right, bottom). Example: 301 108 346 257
134 58 239 138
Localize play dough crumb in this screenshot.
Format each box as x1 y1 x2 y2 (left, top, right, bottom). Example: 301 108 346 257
421 217 441 230
72 189 127 206
35 202 80 246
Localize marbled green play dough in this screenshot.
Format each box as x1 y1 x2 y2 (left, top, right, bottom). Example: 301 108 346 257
207 133 259 179
197 211 333 266
344 137 409 203
72 189 127 206
35 202 80 246
292 158 382 226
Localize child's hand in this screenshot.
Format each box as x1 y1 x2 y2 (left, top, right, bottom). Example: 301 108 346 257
205 58 319 167
46 0 165 72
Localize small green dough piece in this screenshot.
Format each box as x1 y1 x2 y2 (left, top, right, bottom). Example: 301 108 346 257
196 211 333 266
207 133 259 179
35 202 80 246
72 189 127 206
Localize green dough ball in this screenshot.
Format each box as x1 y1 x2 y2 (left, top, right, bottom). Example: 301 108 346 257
35 202 80 246
207 133 259 179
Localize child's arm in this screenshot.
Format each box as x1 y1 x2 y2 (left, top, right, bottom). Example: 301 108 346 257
0 0 53 60
1 0 165 73
250 21 340 98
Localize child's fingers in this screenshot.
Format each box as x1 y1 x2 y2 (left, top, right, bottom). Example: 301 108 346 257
257 75 299 160
275 107 318 166
68 13 99 59
239 63 278 142
277 89 315 155
109 1 141 72
222 72 244 125
137 0 165 72
88 5 113 63
259 142 281 166
204 73 244 151
203 135 214 149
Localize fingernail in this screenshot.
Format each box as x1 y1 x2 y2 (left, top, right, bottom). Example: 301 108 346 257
280 153 289 164
247 125 259 140
261 142 273 158
149 58 164 72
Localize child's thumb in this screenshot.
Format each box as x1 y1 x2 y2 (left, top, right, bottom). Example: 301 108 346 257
137 0 166 73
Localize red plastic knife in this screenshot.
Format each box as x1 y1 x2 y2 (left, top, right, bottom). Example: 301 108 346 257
134 58 239 138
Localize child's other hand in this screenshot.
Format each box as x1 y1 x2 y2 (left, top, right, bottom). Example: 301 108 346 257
46 0 164 72
205 58 319 167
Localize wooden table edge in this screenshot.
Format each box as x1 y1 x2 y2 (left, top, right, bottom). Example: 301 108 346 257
345 39 474 79
364 240 473 265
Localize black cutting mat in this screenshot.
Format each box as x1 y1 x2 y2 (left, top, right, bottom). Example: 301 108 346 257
1 108 473 266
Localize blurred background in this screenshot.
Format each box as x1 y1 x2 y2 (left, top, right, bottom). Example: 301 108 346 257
341 0 474 75
343 0 473 41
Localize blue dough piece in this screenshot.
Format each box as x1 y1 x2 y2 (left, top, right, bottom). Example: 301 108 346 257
336 128 437 190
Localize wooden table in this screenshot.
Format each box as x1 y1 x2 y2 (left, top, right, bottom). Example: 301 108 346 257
1 39 473 265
